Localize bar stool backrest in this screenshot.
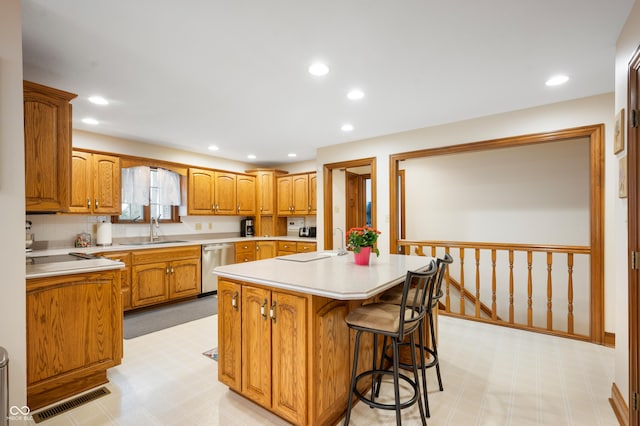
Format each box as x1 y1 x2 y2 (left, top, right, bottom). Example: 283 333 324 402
433 253 454 302
398 260 437 340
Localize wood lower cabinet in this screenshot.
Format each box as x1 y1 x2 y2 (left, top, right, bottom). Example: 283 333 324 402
96 251 132 310
235 241 256 263
256 241 276 259
24 81 77 212
219 278 307 425
277 240 317 257
26 269 123 410
131 246 201 308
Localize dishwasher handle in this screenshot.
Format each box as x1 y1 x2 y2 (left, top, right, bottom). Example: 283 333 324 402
203 244 234 252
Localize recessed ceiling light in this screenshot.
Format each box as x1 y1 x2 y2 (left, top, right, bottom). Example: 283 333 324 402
341 123 354 132
88 96 109 105
308 63 329 76
207 145 219 151
288 153 297 158
545 75 569 86
347 89 365 100
82 117 99 125
247 154 257 159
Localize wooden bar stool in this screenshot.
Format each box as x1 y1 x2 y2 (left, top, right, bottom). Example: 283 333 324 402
378 253 453 417
343 260 437 426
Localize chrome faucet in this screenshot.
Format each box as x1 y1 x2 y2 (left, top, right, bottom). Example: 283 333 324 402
334 227 348 256
150 215 161 242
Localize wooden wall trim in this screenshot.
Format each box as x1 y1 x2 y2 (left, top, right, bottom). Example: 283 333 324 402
605 332 616 348
389 124 606 344
611 382 630 426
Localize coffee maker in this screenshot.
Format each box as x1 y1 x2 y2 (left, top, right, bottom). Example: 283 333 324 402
240 218 254 237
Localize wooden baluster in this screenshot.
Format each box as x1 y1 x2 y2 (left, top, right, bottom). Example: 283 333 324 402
509 250 514 323
546 252 553 330
567 253 574 334
459 248 465 315
415 246 424 256
475 248 481 318
445 247 451 313
431 246 437 257
491 249 497 320
527 251 533 327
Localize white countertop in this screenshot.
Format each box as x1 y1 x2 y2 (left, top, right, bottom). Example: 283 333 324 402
214 252 435 300
26 258 125 279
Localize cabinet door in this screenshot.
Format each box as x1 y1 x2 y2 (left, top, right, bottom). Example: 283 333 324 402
97 251 132 311
276 176 293 215
214 171 237 215
236 174 256 215
308 172 317 215
256 241 276 260
131 262 169 307
69 151 93 213
24 81 76 212
272 291 307 424
92 153 121 214
292 174 309 215
188 168 215 215
257 171 274 214
242 285 272 407
169 258 201 299
218 279 242 391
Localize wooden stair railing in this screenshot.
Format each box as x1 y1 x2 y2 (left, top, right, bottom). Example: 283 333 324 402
400 240 595 343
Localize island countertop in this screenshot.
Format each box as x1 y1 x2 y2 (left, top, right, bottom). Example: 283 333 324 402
213 252 434 300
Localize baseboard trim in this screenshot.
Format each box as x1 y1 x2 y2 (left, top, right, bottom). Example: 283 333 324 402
610 382 629 426
605 331 616 347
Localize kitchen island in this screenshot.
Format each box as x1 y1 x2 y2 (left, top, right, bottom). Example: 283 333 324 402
214 252 433 426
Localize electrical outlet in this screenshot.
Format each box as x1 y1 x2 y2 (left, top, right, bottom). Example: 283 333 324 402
195 223 202 231
208 222 213 230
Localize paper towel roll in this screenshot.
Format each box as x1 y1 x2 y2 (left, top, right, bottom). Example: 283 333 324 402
96 222 112 246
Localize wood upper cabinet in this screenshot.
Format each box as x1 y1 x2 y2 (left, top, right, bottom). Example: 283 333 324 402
24 81 77 212
131 246 201 308
255 170 276 214
218 279 242 391
236 174 256 215
69 151 121 214
26 269 122 410
277 172 316 216
308 172 317 215
187 168 255 215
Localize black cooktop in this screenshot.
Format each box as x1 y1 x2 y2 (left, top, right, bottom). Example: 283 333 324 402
26 252 98 265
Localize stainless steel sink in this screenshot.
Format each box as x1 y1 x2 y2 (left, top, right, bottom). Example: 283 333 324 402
124 240 188 246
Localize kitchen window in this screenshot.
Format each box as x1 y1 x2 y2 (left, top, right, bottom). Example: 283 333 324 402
115 166 183 223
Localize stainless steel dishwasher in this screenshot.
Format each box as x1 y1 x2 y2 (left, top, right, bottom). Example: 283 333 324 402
201 243 235 295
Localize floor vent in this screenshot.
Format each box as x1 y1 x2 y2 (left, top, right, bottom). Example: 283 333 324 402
31 387 111 423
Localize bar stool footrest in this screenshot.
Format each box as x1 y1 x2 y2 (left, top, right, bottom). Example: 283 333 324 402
353 369 420 411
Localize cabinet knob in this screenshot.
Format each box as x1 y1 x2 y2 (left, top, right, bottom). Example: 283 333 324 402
270 301 277 323
171 267 175 273
95 199 99 209
166 267 170 274
87 198 91 209
237 204 240 212
261 299 268 319
232 291 238 311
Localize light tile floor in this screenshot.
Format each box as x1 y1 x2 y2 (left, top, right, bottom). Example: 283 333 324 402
30 312 618 425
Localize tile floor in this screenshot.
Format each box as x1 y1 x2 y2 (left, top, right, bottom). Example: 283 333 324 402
30 307 618 425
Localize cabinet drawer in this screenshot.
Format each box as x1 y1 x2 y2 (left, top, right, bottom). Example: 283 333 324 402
236 252 256 263
131 246 201 264
277 241 296 252
296 242 317 253
235 241 256 254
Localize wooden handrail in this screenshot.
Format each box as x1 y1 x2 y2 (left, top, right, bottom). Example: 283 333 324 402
398 239 596 343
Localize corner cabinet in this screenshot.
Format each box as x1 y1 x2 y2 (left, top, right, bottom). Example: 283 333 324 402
187 168 256 215
69 151 121 214
26 269 123 410
219 278 307 425
276 172 316 216
131 246 201 308
24 81 77 212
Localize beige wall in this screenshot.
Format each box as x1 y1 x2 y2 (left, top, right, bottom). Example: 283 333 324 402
614 0 640 408
0 0 27 412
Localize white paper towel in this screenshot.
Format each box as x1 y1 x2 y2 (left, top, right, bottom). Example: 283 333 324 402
96 222 112 246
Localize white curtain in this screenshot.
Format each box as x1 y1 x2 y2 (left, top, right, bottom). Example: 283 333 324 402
121 166 150 205
156 168 181 206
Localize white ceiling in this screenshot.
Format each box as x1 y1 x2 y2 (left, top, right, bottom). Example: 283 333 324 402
21 0 634 167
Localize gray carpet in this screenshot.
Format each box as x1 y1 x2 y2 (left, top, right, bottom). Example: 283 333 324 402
124 294 218 339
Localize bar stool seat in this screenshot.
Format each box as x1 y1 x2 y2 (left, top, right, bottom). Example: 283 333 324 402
343 261 437 426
